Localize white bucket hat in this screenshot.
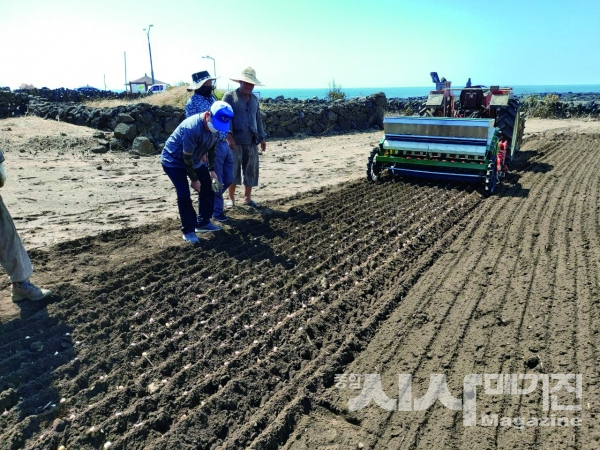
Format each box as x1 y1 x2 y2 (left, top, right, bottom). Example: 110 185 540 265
230 67 264 86
187 70 218 91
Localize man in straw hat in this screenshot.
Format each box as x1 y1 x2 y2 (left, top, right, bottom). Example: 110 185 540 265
222 67 267 209
185 71 234 223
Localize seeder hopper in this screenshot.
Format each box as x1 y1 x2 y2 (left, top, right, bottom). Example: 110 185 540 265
367 73 526 194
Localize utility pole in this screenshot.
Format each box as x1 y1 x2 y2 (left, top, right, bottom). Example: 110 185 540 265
202 55 216 88
124 51 128 92
143 24 155 85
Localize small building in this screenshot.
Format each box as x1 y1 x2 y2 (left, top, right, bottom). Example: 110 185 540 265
128 75 169 93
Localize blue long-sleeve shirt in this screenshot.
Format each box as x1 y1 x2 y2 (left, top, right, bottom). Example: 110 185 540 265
160 114 217 170
185 93 228 142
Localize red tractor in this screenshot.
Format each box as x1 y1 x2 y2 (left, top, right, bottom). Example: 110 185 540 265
419 72 525 166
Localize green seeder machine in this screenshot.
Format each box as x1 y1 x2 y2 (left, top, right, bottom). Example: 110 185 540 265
367 73 525 195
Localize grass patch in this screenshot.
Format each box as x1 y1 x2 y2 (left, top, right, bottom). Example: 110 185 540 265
84 86 226 109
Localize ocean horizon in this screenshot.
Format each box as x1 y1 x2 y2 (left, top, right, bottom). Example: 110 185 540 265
250 84 600 100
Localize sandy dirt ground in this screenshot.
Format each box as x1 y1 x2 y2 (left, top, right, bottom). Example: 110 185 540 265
1 115 600 449
0 117 386 250
0 116 599 250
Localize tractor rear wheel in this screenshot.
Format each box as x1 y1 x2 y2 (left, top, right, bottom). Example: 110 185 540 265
496 99 519 140
367 147 382 182
496 99 522 164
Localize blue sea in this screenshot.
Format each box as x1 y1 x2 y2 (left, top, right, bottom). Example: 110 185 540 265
253 85 600 100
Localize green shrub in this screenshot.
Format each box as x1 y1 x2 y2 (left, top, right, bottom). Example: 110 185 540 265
327 79 346 101
401 105 417 116
213 89 225 101
522 93 560 118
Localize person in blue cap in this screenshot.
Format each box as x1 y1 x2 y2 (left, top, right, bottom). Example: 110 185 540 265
161 101 234 245
0 148 53 302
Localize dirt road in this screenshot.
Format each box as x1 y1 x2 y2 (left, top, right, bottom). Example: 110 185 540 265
1 117 600 449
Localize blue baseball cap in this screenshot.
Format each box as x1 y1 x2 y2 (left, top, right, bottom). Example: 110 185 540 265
210 101 234 132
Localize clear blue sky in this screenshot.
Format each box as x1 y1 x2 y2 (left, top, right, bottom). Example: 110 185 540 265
1 0 599 90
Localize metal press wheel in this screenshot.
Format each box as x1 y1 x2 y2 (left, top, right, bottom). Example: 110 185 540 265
484 156 499 196
367 147 383 182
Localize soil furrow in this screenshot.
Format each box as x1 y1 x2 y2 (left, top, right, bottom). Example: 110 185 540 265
3 126 600 450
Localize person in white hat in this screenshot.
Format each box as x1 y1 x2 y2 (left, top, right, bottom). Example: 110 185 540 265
222 67 267 208
184 71 234 223
185 70 218 116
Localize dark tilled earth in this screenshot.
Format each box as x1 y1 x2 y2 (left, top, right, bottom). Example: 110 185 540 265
1 130 600 450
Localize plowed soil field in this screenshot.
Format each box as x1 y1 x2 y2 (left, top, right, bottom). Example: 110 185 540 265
2 125 600 449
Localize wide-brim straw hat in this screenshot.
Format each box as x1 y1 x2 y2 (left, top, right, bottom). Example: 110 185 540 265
187 70 218 91
230 67 264 86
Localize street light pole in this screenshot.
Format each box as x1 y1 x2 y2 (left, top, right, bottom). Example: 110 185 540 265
202 55 216 87
143 24 155 85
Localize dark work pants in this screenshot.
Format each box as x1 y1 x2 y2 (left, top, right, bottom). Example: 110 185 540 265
200 140 233 217
162 164 214 234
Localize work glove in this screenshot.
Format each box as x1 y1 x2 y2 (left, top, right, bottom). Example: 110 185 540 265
211 178 223 193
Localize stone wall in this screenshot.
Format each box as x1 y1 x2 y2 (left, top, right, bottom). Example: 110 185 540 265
518 95 599 118
27 99 184 153
260 92 386 137
12 87 145 103
385 93 600 119
23 93 387 154
4 86 600 122
0 87 146 119
386 97 428 116
0 90 30 118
